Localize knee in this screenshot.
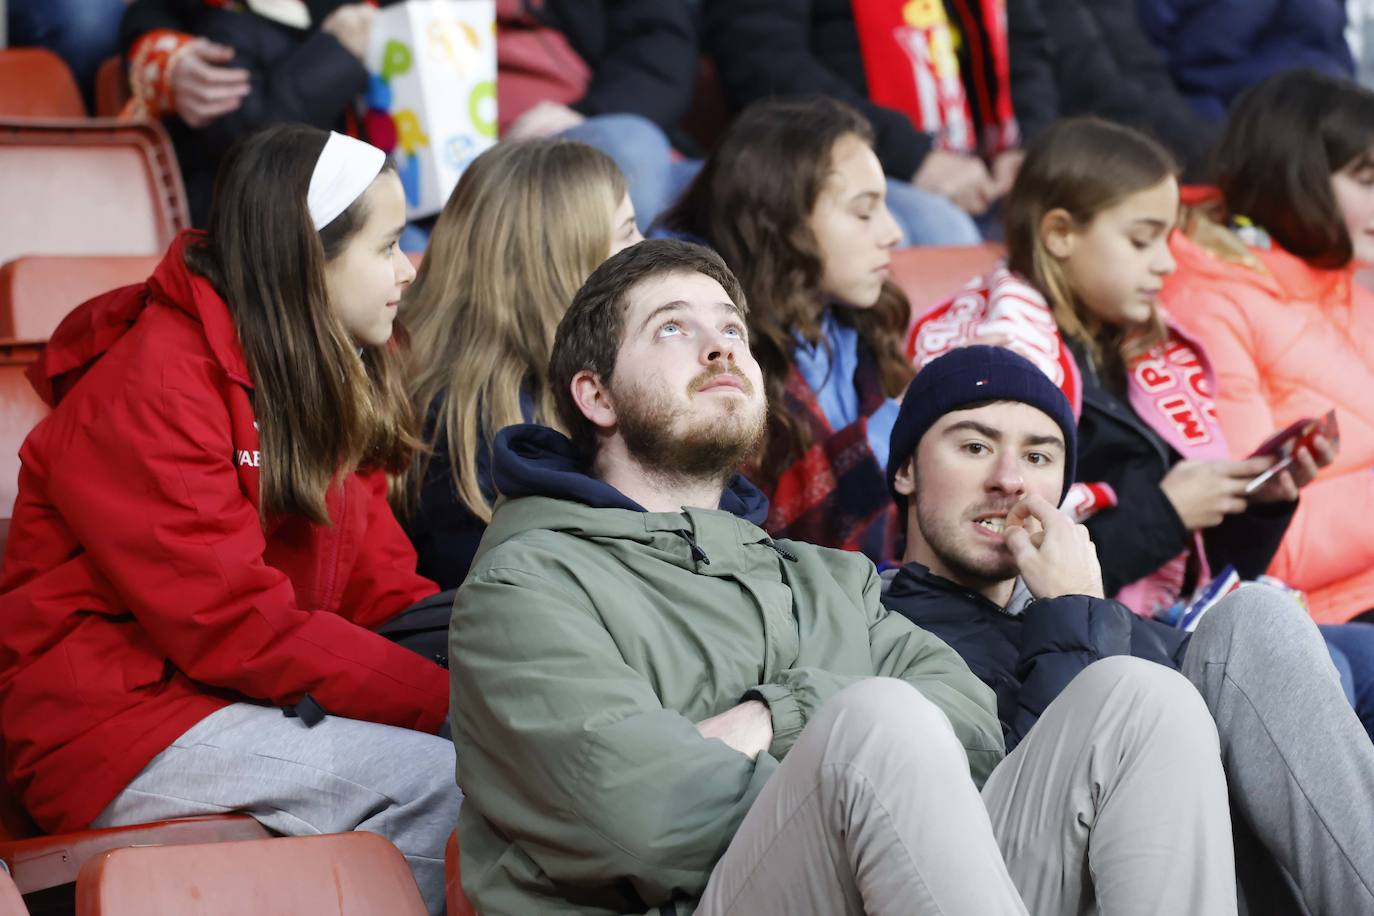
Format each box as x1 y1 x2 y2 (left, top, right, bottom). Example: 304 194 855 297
1082 656 1216 736
819 678 967 772
569 114 671 163
1197 583 1322 656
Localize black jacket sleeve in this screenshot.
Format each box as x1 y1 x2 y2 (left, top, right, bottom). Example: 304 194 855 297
192 10 367 153
120 0 201 54
1007 595 1133 747
1005 0 1059 143
1085 476 1193 596
1203 500 1295 582
702 0 934 179
567 0 698 130
1025 0 1217 179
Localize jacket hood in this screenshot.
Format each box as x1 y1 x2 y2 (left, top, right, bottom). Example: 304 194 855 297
490 423 771 524
28 231 250 406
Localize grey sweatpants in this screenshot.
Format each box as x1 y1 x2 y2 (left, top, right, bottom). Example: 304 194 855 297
697 657 1236 916
1184 584 1374 915
90 704 461 916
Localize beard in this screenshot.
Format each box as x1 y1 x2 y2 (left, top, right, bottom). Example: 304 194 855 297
613 366 767 484
912 486 1020 590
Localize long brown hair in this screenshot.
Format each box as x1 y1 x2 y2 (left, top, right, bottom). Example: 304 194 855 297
1004 117 1176 385
186 123 418 524
658 97 914 483
399 139 625 521
1215 70 1374 269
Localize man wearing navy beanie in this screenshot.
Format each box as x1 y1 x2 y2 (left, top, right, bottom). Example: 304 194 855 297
882 346 1374 915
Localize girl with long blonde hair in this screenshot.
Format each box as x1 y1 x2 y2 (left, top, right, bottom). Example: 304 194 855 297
400 139 640 586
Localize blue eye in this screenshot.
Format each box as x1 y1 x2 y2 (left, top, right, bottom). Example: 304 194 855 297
723 325 743 339
658 322 682 337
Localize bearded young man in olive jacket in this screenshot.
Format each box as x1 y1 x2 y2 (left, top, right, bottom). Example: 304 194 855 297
448 240 1235 916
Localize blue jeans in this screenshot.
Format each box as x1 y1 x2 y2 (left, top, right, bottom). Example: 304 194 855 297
8 0 125 104
1321 623 1374 744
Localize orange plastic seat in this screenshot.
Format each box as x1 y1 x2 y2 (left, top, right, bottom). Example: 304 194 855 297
0 342 49 550
890 243 1006 320
0 255 160 340
93 58 130 119
0 119 188 266
75 832 427 916
444 832 477 916
0 49 84 119
0 862 28 916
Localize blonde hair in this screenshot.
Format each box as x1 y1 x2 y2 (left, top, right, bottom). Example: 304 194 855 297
399 139 626 521
1004 118 1176 382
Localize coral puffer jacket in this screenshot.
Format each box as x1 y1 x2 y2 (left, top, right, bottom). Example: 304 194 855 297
0 235 445 832
1165 225 1374 623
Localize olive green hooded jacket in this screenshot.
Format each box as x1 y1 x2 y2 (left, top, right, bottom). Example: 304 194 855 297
449 425 1004 915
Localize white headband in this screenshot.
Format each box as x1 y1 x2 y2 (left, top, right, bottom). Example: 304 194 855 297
308 132 387 230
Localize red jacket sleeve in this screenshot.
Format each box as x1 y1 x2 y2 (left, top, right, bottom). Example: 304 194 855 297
337 471 439 630
44 353 448 733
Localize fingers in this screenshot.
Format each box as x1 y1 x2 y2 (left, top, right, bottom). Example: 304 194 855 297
1228 456 1279 478
1309 434 1338 467
1290 447 1319 488
1003 525 1037 568
1006 494 1067 530
1220 496 1248 516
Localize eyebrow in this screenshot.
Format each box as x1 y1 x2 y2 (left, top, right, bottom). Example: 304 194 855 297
383 224 405 242
943 419 1064 451
1129 218 1170 231
637 299 744 334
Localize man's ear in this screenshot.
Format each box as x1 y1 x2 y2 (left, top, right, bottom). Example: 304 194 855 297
570 370 617 433
1039 207 1078 260
892 455 917 498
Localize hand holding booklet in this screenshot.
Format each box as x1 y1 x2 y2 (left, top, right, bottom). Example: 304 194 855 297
1243 409 1339 495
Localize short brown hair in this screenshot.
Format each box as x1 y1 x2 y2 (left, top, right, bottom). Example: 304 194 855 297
549 239 747 455
1214 70 1374 269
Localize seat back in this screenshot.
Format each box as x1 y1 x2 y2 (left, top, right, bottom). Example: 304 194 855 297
0 120 188 266
93 57 130 118
445 832 478 916
890 243 1006 321
0 49 85 119
0 861 28 916
76 832 428 916
0 256 160 340
0 343 49 544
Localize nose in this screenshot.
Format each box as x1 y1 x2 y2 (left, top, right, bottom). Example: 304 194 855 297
1154 238 1177 277
877 202 902 249
703 328 741 366
986 451 1025 497
394 246 417 286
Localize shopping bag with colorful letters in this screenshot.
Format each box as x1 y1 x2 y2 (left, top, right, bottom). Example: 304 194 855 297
364 0 497 219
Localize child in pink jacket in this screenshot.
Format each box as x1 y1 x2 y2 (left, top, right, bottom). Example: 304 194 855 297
1165 70 1374 627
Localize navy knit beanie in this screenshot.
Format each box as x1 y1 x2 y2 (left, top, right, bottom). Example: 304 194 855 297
886 346 1078 511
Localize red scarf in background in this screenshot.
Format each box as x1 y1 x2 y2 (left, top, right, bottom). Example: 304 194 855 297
850 0 1017 156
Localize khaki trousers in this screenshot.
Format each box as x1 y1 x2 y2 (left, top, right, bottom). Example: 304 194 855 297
697 657 1236 916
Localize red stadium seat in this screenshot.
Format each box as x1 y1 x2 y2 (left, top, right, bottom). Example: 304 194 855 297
0 256 160 341
889 243 1006 321
0 50 84 119
0 120 188 266
75 832 427 916
93 59 130 119
0 862 27 916
444 832 477 916
0 341 48 557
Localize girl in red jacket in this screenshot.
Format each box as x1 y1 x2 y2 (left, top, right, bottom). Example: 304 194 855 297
0 124 456 914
